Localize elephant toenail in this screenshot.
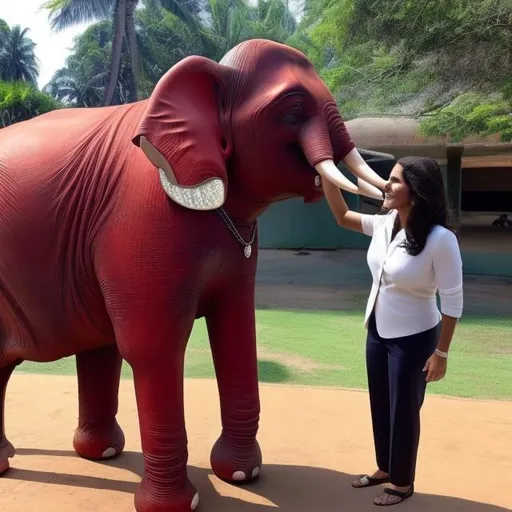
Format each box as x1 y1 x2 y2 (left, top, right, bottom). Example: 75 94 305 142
232 471 246 481
102 447 117 458
252 467 260 478
191 493 199 510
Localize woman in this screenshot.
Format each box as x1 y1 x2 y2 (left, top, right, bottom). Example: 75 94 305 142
322 156 463 506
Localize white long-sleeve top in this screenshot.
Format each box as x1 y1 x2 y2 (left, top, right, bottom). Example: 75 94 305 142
361 210 463 338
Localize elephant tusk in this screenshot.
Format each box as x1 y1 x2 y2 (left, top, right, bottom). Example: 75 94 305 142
315 159 359 194
357 178 384 200
158 169 225 210
341 148 388 190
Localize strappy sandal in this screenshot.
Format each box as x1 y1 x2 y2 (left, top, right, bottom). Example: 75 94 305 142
373 484 414 506
352 474 390 488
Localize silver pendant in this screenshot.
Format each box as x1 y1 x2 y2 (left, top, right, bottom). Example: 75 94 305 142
315 175 321 186
244 245 252 258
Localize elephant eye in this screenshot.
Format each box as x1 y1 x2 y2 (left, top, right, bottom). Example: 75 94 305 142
280 110 305 126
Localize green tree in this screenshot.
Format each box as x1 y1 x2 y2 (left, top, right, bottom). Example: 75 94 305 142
295 0 512 131
0 21 39 85
0 81 59 128
44 0 203 106
45 0 303 107
420 92 512 143
44 22 121 106
44 7 201 106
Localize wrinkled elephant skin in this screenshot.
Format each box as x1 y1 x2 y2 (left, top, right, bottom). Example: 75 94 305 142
0 39 375 511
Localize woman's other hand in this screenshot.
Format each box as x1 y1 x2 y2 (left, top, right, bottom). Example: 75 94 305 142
423 353 448 383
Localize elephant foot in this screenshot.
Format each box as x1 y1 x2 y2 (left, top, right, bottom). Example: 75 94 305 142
0 439 15 476
210 435 262 484
73 420 125 460
135 478 199 512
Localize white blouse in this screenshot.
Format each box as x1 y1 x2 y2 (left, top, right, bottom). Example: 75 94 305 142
361 210 463 339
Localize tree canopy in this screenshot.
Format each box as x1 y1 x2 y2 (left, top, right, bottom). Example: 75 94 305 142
0 20 39 85
0 80 60 128
3 0 512 140
0 19 58 128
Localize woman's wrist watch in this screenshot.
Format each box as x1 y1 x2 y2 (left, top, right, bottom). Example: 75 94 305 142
435 348 449 359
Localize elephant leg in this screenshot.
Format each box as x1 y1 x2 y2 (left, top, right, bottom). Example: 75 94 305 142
94 212 204 511
206 283 262 484
73 344 125 460
127 323 199 512
0 363 16 475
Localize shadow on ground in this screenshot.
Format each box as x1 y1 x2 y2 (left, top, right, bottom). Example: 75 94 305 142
257 360 292 383
9 448 509 512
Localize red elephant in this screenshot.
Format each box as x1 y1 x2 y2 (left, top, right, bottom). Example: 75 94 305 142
0 39 386 511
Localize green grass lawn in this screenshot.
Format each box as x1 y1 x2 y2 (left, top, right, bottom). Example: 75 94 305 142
17 309 512 400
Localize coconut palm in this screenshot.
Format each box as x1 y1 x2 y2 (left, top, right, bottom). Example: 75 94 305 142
43 0 203 106
196 0 299 61
44 18 158 106
0 22 39 85
44 0 303 108
44 22 115 106
0 19 9 37
249 0 297 43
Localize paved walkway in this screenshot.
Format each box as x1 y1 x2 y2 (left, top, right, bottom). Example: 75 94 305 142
255 249 512 316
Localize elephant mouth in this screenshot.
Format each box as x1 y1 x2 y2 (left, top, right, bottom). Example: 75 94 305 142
305 185 325 203
289 145 328 202
304 172 326 202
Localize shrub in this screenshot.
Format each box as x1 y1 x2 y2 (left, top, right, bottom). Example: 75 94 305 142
0 80 60 128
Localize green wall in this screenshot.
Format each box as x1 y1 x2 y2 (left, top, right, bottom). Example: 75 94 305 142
258 195 512 278
258 194 370 249
258 160 511 277
461 252 512 277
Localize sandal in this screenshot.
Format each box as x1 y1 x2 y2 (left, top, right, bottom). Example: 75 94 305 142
373 484 414 506
352 474 390 488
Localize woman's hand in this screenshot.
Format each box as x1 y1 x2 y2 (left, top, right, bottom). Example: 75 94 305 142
423 353 448 383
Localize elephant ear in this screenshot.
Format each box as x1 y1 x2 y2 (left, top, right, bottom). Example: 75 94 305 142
132 56 231 210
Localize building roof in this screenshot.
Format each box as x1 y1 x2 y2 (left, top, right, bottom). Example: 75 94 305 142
346 117 512 166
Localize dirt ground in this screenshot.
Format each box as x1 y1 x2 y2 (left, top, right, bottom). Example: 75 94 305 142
1 249 511 511
1 374 511 512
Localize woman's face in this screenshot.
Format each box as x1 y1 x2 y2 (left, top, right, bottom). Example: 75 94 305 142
383 164 412 210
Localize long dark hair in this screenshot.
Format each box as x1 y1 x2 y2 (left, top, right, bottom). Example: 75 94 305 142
389 156 449 256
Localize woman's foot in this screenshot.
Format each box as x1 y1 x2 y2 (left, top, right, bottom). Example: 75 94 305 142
373 484 414 506
352 469 390 488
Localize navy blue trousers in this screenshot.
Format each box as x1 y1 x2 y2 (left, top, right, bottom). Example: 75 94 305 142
366 312 439 486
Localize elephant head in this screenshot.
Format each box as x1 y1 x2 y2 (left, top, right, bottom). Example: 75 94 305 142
132 39 386 220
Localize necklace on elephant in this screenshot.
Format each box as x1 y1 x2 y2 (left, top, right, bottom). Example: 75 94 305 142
216 208 258 258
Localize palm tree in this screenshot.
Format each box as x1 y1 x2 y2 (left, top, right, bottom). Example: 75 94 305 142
0 19 9 38
186 0 299 62
44 0 303 108
43 22 115 106
44 19 157 106
0 22 39 85
249 0 297 42
43 0 203 106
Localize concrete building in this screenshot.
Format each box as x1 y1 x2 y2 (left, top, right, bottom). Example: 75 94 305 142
258 117 512 277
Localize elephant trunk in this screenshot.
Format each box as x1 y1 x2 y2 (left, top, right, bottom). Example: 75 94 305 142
324 102 355 165
299 115 358 194
327 107 388 192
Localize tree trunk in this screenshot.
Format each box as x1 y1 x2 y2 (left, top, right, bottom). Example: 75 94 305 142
125 0 140 103
102 0 127 106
